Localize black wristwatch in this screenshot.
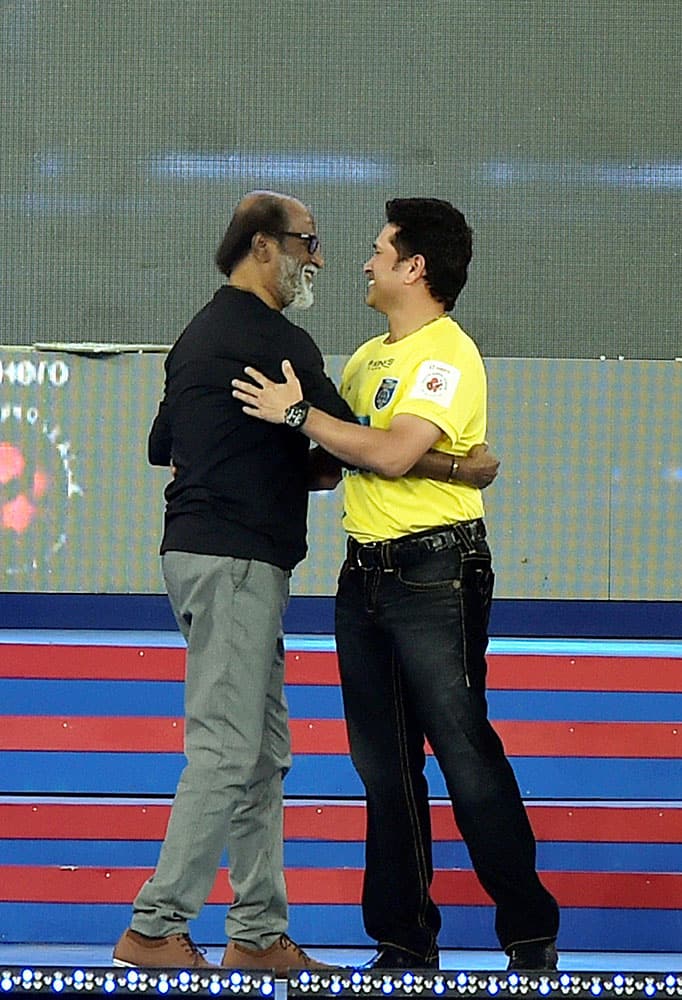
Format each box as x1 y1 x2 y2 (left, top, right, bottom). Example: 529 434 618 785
283 399 311 429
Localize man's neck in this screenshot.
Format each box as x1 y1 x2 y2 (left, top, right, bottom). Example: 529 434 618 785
385 302 446 343
228 262 283 312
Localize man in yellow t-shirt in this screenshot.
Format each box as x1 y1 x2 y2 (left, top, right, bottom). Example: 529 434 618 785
233 198 560 972
340 312 486 540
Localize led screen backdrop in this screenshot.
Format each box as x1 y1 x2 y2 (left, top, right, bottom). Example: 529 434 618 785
0 350 679 599
1 0 680 360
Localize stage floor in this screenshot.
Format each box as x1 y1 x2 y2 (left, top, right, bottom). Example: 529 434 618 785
1 945 680 973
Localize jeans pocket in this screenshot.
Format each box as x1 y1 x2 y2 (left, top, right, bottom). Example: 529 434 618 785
337 558 354 586
462 557 494 629
396 548 461 591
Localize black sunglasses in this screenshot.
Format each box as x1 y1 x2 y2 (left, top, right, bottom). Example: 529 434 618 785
277 232 320 254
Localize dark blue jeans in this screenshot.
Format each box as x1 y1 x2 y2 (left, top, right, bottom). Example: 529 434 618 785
335 529 559 959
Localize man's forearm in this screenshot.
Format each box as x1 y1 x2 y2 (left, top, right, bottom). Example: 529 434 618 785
301 407 408 476
409 444 500 489
409 450 455 482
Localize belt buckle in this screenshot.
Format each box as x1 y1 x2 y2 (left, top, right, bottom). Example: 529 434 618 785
355 540 394 571
354 543 376 570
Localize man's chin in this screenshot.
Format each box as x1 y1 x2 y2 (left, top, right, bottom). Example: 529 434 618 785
290 289 315 310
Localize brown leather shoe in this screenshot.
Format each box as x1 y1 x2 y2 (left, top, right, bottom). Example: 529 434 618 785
113 928 217 968
222 934 331 972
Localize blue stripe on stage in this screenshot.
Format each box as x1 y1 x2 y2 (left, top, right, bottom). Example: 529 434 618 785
2 679 680 721
0 841 170 867
487 638 682 658
3 839 682 872
1 630 682 658
0 680 337 718
2 753 681 799
284 637 682 657
2 594 682 638
0 902 680 951
489 691 682 721
0 679 180 716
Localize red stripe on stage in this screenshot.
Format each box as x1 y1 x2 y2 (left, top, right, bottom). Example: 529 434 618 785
433 870 682 909
519 805 682 844
284 804 682 845
0 646 335 683
284 651 339 685
0 716 186 751
0 803 173 840
0 866 680 908
1 645 681 692
493 720 681 758
1 716 679 757
2 803 681 842
2 803 680 843
0 645 186 681
486 655 682 693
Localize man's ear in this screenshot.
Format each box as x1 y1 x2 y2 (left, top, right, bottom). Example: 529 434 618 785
404 253 427 286
251 231 275 262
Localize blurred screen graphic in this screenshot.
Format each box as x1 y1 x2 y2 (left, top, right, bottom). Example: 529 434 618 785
1 0 680 360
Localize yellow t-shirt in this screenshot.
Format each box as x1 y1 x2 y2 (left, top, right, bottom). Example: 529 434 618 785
340 315 486 542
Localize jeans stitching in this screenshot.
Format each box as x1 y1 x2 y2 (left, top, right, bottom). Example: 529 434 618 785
458 579 470 690
390 650 433 947
395 567 461 591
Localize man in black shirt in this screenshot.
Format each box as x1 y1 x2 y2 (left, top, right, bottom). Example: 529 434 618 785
147 229 350 570
113 191 355 972
113 191 497 972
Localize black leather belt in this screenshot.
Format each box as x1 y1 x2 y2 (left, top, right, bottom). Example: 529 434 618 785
347 519 486 571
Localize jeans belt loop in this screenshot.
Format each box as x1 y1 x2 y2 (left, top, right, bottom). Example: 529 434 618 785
453 522 478 554
380 540 394 572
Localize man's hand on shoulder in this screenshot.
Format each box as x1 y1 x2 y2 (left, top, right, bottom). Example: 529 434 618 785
456 443 500 489
232 360 302 423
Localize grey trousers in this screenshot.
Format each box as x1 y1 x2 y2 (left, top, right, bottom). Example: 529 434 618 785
131 551 291 948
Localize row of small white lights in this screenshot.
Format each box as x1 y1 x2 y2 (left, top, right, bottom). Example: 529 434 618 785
1 972 681 998
0 971 270 996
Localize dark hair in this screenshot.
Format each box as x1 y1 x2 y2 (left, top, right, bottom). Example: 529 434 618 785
215 194 290 276
385 198 473 311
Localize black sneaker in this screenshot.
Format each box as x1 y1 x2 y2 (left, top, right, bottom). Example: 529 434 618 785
506 940 558 971
362 946 439 970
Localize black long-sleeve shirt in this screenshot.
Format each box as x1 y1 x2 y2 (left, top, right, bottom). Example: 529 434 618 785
148 285 355 570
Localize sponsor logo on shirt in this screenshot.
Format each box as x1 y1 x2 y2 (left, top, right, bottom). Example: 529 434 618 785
409 361 460 407
367 358 395 370
373 377 399 410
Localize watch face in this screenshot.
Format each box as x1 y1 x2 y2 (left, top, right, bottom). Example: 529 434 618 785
284 401 309 428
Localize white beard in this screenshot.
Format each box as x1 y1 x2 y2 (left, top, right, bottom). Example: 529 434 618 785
279 256 316 310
